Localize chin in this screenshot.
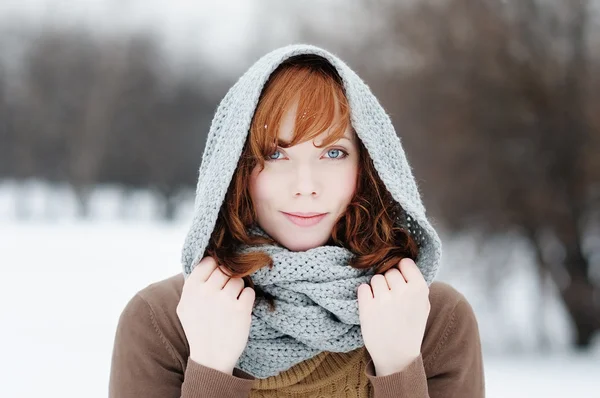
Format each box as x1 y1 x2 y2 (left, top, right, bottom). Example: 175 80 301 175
276 231 331 252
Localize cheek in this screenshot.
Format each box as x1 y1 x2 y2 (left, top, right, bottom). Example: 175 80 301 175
249 168 275 204
330 165 358 202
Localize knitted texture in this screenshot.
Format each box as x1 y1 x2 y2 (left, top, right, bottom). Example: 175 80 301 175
248 347 372 396
180 43 444 378
234 226 375 378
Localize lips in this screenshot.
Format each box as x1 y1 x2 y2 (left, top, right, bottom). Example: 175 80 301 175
281 212 328 227
284 212 327 217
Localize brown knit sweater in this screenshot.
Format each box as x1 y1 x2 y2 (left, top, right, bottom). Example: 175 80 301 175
109 273 485 397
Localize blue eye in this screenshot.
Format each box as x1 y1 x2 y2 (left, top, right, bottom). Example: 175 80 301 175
267 150 283 160
326 149 348 159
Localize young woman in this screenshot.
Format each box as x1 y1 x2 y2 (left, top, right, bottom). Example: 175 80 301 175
109 44 485 397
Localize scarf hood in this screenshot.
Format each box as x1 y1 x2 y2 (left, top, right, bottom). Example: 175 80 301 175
181 43 442 284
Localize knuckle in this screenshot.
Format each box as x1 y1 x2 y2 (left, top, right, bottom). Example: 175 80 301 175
197 256 215 268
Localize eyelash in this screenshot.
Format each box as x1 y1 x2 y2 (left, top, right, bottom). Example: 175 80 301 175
266 147 349 161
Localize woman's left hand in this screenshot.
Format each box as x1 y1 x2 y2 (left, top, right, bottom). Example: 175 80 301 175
357 258 431 376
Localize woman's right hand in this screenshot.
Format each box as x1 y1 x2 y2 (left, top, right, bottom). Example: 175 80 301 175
176 256 256 375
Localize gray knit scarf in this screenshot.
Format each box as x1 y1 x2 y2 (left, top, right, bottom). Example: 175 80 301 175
180 44 443 379
234 225 376 378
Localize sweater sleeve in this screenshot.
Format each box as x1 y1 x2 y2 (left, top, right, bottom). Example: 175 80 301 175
108 293 256 398
364 299 485 397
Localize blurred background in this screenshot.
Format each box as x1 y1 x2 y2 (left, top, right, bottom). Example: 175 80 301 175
1 0 599 396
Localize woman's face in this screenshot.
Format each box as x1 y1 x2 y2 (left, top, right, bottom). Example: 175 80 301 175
249 101 360 251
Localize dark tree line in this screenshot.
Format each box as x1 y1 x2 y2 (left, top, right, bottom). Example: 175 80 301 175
0 26 228 219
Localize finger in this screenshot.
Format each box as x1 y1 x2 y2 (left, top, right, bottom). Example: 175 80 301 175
189 256 218 283
369 274 390 298
399 258 425 285
383 267 407 291
357 283 373 304
206 266 232 290
223 277 245 297
238 286 256 310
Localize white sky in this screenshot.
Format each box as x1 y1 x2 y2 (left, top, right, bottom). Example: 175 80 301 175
0 0 263 71
0 0 374 77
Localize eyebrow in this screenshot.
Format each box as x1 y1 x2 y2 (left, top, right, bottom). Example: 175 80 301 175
338 134 355 143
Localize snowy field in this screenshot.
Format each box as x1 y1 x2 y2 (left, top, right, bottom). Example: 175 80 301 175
0 182 598 397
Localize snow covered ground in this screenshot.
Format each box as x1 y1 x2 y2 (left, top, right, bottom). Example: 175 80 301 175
0 182 598 397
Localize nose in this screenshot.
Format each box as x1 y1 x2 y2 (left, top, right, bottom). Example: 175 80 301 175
292 163 320 197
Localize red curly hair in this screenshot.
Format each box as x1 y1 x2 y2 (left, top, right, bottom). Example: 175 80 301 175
205 54 419 310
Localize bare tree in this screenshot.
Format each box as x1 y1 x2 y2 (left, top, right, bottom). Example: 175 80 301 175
7 26 221 220
19 29 117 215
